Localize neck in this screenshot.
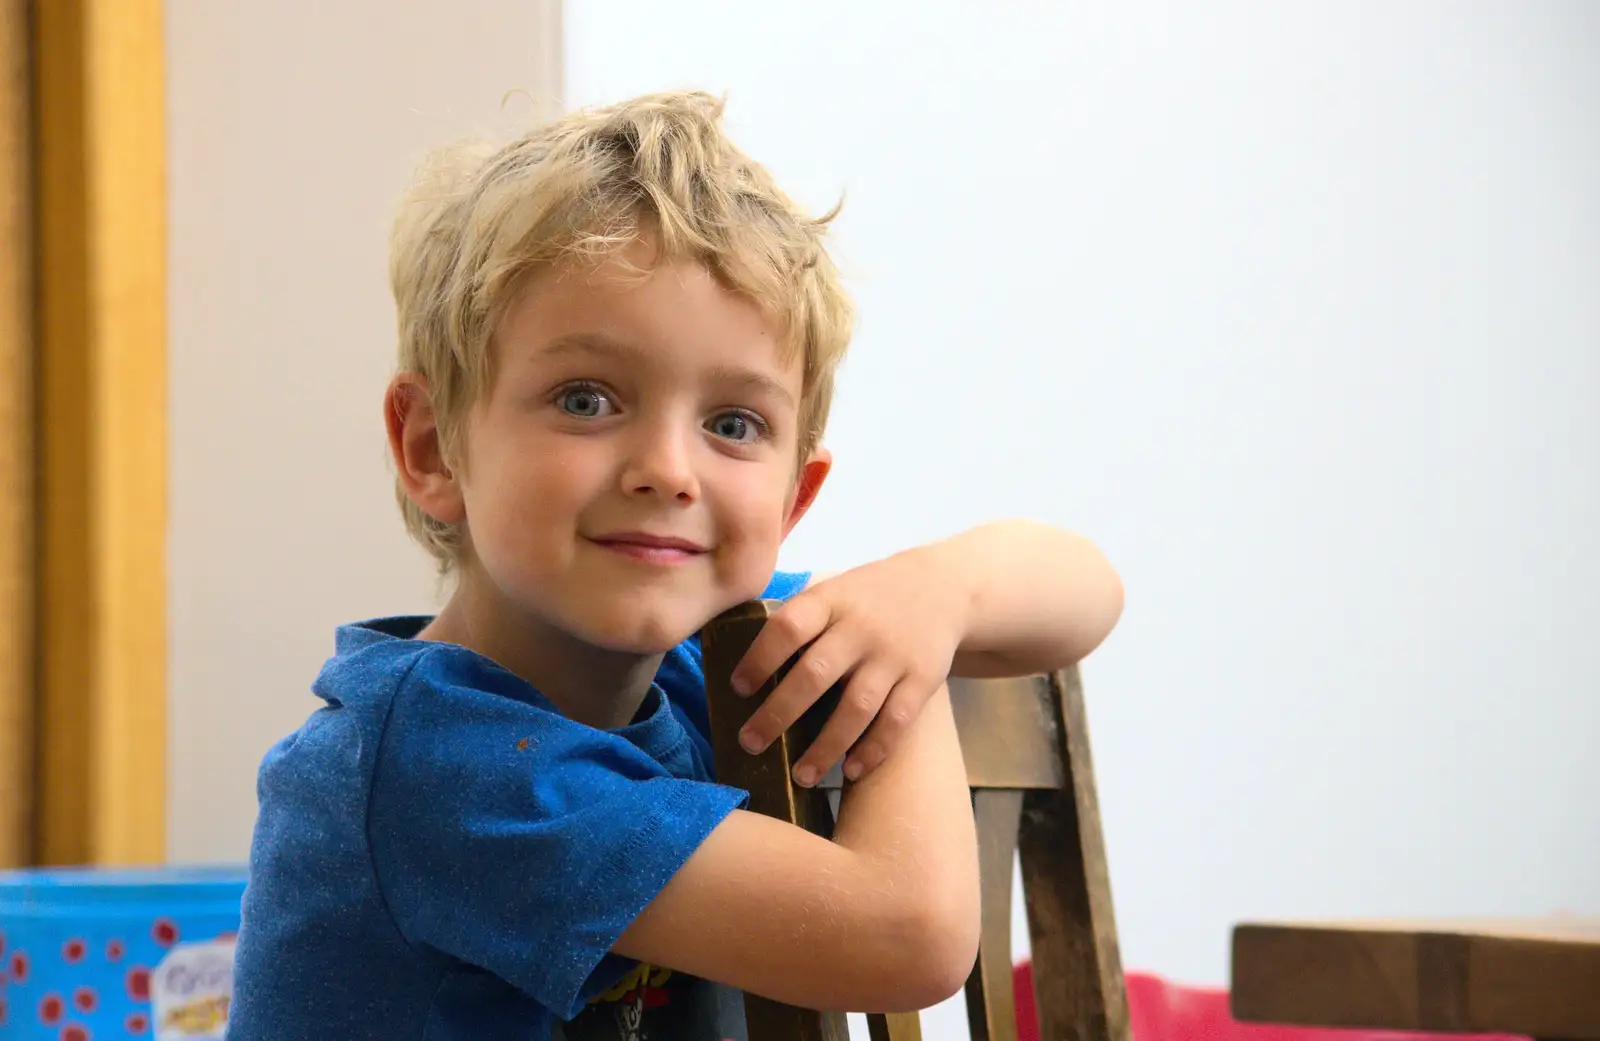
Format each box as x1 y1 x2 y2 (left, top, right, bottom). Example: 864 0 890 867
418 572 663 731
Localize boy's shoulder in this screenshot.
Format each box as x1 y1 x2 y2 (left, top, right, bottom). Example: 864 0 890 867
256 619 439 787
256 619 577 841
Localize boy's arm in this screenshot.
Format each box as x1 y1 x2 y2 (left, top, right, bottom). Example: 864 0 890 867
935 519 1124 678
801 520 1123 679
734 520 1122 786
614 683 979 1013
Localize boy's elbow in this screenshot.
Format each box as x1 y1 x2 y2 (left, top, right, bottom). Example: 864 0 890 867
879 891 980 1011
1080 566 1125 658
915 905 981 1007
1056 546 1124 666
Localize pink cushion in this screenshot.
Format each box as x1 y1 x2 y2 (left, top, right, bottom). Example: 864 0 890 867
1012 961 1526 1041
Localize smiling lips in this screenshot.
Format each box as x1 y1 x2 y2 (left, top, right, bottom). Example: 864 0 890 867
589 531 709 565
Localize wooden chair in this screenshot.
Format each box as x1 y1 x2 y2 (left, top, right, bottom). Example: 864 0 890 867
701 600 1131 1041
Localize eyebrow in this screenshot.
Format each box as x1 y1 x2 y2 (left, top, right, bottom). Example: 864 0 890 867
536 332 797 407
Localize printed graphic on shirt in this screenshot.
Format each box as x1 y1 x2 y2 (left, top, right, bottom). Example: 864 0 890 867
553 962 746 1041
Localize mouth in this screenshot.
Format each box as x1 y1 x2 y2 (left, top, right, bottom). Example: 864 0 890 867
587 532 710 566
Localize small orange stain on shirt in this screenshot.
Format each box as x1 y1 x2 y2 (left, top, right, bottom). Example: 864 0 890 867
516 737 530 752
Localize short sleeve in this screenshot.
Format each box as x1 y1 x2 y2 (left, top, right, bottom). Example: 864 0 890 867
367 650 747 1020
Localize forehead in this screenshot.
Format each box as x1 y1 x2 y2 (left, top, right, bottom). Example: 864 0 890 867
496 247 802 390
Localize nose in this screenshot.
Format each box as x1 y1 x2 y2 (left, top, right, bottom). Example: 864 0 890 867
619 418 699 503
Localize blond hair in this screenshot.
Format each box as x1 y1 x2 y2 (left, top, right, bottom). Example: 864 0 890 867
389 91 853 572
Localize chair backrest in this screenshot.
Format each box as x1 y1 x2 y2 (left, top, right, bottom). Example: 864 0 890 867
701 600 1131 1041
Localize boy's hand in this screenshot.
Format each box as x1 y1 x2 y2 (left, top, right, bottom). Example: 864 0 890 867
729 547 969 787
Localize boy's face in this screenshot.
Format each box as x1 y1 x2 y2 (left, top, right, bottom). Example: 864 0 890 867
449 242 828 654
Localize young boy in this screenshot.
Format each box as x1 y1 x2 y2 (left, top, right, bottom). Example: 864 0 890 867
230 91 1123 1041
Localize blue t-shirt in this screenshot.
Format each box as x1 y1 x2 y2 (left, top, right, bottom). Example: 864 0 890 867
230 572 809 1041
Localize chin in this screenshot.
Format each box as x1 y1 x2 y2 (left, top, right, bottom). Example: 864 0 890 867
558 581 762 655
578 609 704 656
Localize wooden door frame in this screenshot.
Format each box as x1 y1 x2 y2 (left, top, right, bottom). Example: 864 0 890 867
0 0 35 869
32 0 167 866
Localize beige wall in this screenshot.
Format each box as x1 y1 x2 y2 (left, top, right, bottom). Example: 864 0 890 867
165 1 561 862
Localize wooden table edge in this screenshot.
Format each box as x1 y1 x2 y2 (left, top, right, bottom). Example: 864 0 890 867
1229 919 1600 1039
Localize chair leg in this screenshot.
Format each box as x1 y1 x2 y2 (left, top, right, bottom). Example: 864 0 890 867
1015 667 1130 1041
966 789 1025 1041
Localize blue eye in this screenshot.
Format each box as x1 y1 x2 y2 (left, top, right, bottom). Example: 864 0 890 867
706 410 763 443
558 385 615 418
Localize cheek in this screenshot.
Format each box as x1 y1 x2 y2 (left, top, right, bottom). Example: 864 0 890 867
463 435 599 541
714 463 795 551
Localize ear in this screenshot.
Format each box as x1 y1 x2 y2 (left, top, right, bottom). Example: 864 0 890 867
782 446 832 538
385 373 466 526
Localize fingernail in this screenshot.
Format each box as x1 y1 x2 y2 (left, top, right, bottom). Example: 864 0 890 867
843 759 863 781
740 727 764 754
795 765 819 787
731 675 752 697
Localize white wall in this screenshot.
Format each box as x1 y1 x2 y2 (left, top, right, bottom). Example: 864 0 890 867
165 0 1598 1031
566 0 1600 1010
165 1 559 860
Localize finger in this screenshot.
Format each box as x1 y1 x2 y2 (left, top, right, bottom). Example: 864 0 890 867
730 594 831 697
738 629 855 758
791 665 898 788
841 678 931 782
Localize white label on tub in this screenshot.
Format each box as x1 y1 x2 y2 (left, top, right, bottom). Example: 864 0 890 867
150 937 236 1040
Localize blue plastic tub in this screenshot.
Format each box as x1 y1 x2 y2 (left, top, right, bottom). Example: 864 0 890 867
0 865 247 1039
